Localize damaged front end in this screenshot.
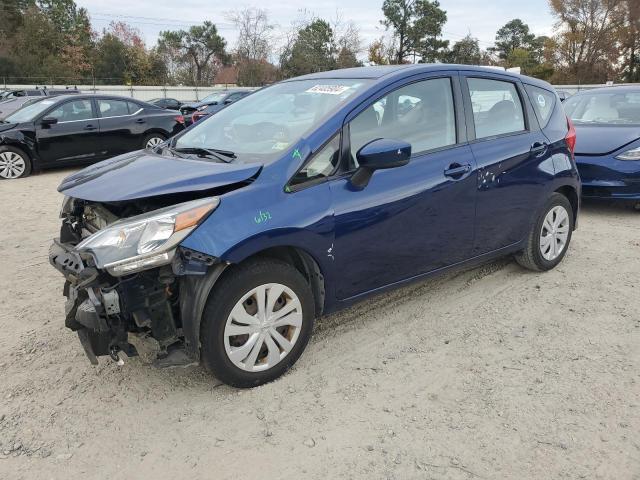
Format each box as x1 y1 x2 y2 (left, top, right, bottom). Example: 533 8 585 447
49 195 223 367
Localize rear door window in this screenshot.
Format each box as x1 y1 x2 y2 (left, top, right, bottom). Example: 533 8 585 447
467 78 525 139
525 85 556 128
97 99 130 117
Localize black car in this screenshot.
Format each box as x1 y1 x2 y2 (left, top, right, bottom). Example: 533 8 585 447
0 94 185 179
180 90 252 125
148 97 183 110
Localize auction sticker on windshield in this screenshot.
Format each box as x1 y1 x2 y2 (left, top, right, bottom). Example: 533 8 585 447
306 85 351 95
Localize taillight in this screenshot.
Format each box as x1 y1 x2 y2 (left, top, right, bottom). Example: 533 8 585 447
175 115 185 124
565 116 576 155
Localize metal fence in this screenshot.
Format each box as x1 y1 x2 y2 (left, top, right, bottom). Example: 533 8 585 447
0 84 252 102
1 82 639 102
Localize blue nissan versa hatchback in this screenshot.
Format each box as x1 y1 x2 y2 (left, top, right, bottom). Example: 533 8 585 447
49 65 580 387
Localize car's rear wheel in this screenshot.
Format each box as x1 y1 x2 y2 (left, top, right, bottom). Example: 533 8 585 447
516 192 574 271
0 146 31 179
142 133 166 149
201 259 315 388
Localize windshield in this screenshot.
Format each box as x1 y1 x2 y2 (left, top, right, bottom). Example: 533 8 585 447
175 79 371 162
4 98 56 123
200 92 227 104
564 90 640 125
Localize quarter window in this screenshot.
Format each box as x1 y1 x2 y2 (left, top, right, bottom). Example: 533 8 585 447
525 85 556 128
48 99 93 122
348 78 456 168
290 134 340 187
98 99 130 117
467 78 525 139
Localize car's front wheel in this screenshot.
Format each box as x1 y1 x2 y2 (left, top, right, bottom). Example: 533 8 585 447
516 192 574 271
201 259 315 388
0 146 32 179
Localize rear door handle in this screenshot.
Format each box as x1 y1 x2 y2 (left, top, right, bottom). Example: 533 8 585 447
530 142 548 157
84 124 97 131
444 163 472 178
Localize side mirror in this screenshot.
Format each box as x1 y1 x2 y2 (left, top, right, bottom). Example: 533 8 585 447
351 138 411 189
41 117 58 126
224 99 233 104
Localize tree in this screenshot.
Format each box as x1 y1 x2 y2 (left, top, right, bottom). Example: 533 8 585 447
280 19 337 77
491 19 537 60
443 34 481 65
549 0 626 83
158 22 227 85
381 0 448 63
620 0 640 82
368 37 392 65
334 20 363 69
228 8 275 86
412 0 448 62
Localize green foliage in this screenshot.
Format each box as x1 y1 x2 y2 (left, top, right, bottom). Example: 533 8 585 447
158 22 227 86
280 20 337 77
443 34 481 65
381 0 448 63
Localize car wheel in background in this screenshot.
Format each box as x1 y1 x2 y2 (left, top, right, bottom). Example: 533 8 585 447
201 259 315 388
0 146 32 179
142 133 166 149
516 192 574 271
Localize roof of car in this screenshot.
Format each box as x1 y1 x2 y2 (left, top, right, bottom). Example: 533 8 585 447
570 85 640 95
43 93 147 103
285 64 555 90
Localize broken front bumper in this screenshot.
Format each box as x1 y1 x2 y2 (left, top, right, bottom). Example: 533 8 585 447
49 240 132 364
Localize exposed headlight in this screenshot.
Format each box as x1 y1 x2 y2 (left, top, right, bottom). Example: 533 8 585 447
76 197 219 276
615 147 640 161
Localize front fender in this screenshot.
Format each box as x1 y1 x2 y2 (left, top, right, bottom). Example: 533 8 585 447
180 179 336 280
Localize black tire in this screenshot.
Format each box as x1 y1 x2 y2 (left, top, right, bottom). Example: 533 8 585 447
201 259 316 388
141 133 166 150
516 192 574 271
0 145 32 179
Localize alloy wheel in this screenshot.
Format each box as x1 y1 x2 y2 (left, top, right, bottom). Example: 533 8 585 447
145 136 164 149
0 151 26 179
224 283 303 372
539 205 570 261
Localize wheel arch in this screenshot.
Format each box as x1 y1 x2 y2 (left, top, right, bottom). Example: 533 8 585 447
554 184 579 228
180 245 327 363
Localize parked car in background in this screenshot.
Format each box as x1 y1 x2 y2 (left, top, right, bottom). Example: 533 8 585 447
563 86 640 207
0 94 184 179
49 65 579 388
180 89 252 125
191 90 254 124
148 97 183 110
0 87 80 119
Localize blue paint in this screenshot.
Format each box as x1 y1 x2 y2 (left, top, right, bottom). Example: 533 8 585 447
60 64 581 316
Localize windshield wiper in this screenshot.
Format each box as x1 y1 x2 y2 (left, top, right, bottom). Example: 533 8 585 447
173 147 236 163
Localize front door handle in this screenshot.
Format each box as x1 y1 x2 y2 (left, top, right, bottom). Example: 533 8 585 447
530 142 548 157
135 118 146 124
444 163 472 178
84 124 97 131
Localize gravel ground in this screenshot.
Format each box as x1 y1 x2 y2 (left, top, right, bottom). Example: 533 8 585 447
0 169 639 480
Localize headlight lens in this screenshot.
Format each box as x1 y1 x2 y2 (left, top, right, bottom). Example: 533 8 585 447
76 197 219 275
615 147 640 161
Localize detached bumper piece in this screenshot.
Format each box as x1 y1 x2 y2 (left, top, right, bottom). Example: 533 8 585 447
49 240 195 367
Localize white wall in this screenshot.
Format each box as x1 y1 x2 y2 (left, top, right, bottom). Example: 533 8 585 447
0 85 253 102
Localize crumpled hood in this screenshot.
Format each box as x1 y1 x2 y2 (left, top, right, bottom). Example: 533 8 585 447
58 150 262 202
574 125 640 155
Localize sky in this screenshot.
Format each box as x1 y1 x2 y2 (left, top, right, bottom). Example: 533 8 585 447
76 0 557 54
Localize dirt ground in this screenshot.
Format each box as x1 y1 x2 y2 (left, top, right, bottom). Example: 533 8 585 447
0 169 639 480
